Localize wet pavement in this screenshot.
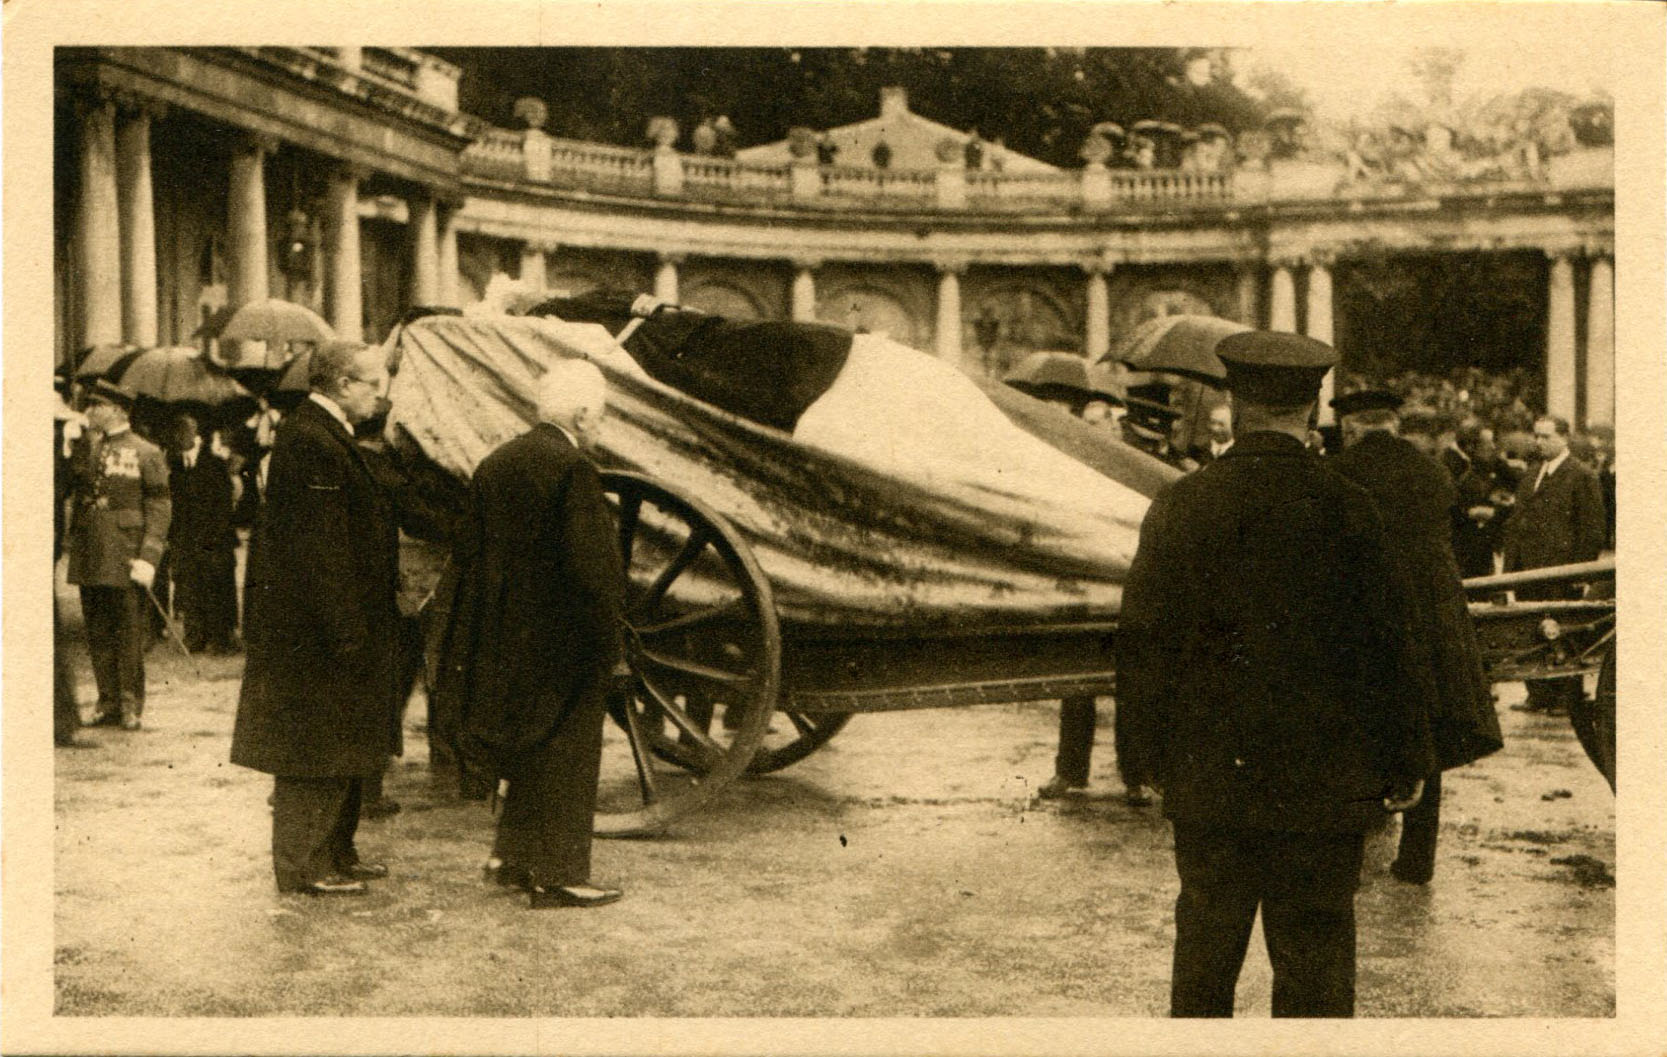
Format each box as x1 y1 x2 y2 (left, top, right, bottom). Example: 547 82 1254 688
52 590 1612 1018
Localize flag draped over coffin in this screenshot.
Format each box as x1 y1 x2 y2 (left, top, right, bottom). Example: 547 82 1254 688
386 315 1175 629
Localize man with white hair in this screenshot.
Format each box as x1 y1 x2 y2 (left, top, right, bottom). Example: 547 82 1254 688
432 357 628 909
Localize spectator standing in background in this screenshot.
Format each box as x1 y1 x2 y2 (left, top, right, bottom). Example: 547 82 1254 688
1500 414 1608 715
166 412 241 654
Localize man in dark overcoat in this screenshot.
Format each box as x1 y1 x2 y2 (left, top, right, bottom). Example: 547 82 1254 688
1500 413 1608 714
431 358 627 909
165 413 240 653
1115 331 1433 1018
1329 389 1502 885
66 380 171 731
231 341 400 896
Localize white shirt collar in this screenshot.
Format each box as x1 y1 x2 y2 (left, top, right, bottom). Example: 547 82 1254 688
308 391 354 435
1541 448 1570 479
1210 438 1233 457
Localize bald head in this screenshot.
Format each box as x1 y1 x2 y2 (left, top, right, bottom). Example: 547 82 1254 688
534 358 609 440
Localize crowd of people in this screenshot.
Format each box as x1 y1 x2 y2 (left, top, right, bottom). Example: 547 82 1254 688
55 312 1612 1014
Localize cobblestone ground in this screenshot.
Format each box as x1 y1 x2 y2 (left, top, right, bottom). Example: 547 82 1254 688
52 586 1613 1018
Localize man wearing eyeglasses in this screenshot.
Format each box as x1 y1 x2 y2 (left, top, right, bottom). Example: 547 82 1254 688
232 340 403 896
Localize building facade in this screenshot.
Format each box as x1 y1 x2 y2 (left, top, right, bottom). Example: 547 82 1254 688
56 47 1616 428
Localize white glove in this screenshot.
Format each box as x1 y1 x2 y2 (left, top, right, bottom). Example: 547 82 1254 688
129 559 156 589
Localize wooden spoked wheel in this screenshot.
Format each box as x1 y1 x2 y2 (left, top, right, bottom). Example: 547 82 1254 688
646 693 853 775
593 472 781 836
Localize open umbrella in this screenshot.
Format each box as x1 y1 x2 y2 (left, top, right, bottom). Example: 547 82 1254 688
1103 314 1252 387
197 298 335 345
74 343 144 380
1195 122 1231 140
1003 351 1124 405
111 346 252 406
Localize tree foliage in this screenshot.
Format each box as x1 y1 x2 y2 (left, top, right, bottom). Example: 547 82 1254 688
433 47 1292 167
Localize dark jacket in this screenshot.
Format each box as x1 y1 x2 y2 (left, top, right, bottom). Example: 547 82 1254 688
166 448 238 558
1450 457 1517 579
1501 452 1608 599
66 427 171 587
231 398 402 777
1115 431 1434 833
430 423 625 770
1331 431 1501 771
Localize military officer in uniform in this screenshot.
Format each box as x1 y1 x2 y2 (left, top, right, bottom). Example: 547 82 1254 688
1329 389 1501 885
1115 331 1433 1018
66 380 171 731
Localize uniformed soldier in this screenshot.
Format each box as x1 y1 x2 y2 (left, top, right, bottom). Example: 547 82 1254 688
66 379 171 730
1328 389 1500 886
1115 331 1433 1018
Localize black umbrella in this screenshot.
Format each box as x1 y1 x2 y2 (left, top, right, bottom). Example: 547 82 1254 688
1104 314 1251 388
1003 352 1124 406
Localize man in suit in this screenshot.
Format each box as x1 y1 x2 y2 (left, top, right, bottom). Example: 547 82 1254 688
231 341 401 896
1329 389 1501 886
1450 421 1517 579
66 380 171 731
165 413 240 654
431 359 627 910
1501 414 1608 715
1187 403 1235 467
1115 331 1432 1018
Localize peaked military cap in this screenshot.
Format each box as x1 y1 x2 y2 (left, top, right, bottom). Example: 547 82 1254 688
1215 330 1337 406
83 378 137 411
1329 388 1404 417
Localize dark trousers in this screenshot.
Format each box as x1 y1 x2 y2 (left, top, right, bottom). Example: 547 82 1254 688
1054 695 1097 785
175 548 239 650
1392 771 1442 883
54 596 81 743
271 776 365 891
1524 676 1582 713
79 584 147 718
492 699 607 888
1170 823 1366 1018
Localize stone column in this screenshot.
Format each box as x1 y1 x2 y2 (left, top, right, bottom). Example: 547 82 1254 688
519 241 549 295
1305 255 1336 422
1268 260 1297 331
790 261 818 322
408 191 440 307
227 134 273 308
654 255 680 304
1584 252 1614 427
1545 250 1577 423
115 98 161 348
1235 263 1260 327
1083 265 1111 362
322 164 364 341
75 91 123 350
437 202 461 308
935 263 964 363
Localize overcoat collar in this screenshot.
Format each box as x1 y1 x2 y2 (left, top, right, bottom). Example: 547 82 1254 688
1218 431 1312 460
290 396 369 469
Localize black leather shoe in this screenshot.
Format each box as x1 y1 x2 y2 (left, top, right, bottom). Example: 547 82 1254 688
88 711 122 728
337 861 389 881
281 875 368 896
1036 775 1087 800
483 860 533 891
529 884 622 909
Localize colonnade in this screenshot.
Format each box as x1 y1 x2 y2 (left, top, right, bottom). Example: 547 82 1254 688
70 85 460 355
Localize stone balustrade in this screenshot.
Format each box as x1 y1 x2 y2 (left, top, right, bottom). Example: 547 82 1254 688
459 121 1614 216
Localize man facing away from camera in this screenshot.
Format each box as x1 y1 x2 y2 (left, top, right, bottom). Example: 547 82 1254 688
231 341 401 896
1328 389 1501 887
432 358 627 910
1115 330 1433 1018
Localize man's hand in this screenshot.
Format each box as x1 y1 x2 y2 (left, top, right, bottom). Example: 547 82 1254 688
1467 505 1496 523
1383 778 1426 813
129 559 156 589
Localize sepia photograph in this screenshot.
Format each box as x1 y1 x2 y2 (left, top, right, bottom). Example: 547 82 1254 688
4 1 1664 1054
